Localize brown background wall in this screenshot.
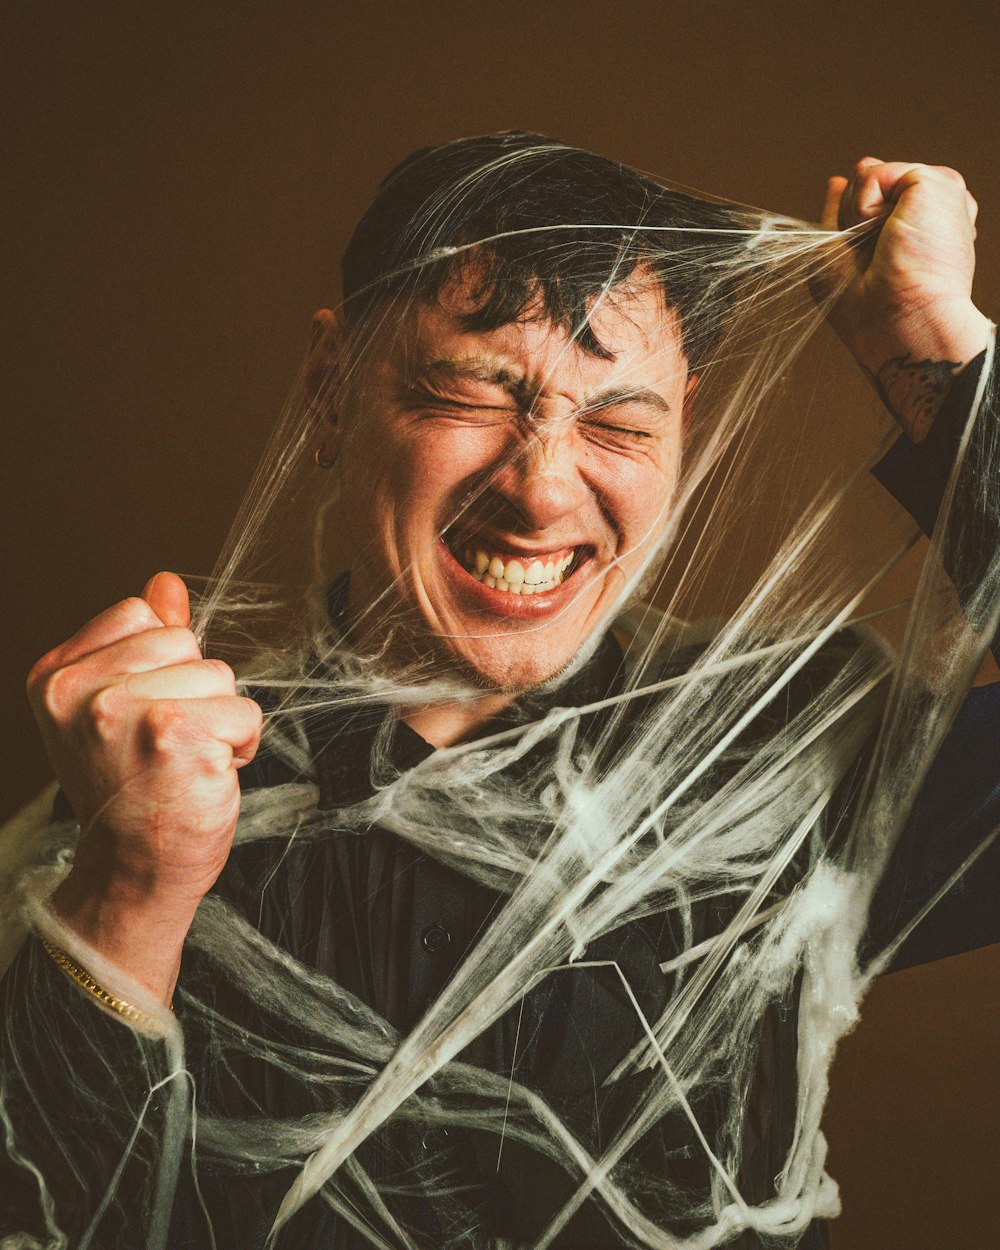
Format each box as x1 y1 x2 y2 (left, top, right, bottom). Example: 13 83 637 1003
3 4 998 1245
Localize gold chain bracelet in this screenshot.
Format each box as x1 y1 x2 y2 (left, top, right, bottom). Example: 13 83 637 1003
38 936 170 1031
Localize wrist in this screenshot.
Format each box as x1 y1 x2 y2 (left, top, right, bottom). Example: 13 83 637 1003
854 300 991 377
857 303 992 441
67 819 223 908
50 864 199 1005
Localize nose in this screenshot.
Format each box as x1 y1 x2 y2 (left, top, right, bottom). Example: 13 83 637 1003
490 421 589 532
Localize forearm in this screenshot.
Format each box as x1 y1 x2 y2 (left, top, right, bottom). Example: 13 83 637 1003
856 303 992 441
0 933 184 1247
871 338 999 656
49 860 199 1007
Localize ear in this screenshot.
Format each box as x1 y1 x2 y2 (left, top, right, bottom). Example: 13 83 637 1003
681 372 699 430
306 308 344 464
308 307 345 420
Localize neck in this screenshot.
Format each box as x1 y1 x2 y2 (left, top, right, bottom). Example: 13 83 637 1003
342 568 522 746
403 690 516 748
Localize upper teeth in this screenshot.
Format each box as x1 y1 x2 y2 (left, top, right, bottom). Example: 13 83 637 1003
462 547 575 593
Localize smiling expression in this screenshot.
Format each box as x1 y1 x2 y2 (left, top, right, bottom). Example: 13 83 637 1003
330 267 694 692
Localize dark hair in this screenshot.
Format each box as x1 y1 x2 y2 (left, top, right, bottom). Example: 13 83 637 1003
341 132 746 366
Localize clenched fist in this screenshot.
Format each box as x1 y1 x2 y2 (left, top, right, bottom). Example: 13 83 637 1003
818 157 992 440
27 572 262 1001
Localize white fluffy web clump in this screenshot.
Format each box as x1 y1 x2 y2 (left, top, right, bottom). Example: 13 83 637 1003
2 140 998 1250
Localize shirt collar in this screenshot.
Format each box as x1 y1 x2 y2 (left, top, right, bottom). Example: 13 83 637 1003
310 572 627 810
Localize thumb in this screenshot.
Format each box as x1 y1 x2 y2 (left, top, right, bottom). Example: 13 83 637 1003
142 571 191 628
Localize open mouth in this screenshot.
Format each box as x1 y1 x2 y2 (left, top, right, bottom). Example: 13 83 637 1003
445 537 588 594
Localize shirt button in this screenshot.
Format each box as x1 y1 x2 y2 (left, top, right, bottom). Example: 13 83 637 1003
421 1126 451 1152
421 923 451 953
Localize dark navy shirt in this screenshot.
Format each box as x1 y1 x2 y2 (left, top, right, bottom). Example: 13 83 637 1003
1 356 996 1249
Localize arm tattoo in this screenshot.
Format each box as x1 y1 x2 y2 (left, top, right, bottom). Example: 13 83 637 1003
866 354 965 440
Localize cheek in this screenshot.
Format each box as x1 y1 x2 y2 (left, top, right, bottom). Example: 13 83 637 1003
340 419 431 509
404 423 513 504
584 447 679 544
335 425 400 557
341 421 511 540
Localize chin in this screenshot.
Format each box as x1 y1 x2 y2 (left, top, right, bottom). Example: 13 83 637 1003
437 638 566 693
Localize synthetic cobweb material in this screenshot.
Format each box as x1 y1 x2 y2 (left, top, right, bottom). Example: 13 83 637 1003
1 141 997 1249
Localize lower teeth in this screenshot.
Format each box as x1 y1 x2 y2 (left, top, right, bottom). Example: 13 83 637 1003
477 572 560 593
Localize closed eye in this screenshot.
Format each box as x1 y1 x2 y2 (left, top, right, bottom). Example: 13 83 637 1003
404 392 518 424
431 398 515 412
580 415 656 441
597 422 653 438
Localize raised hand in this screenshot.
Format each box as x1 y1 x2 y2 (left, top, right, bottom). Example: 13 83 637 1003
819 157 992 440
26 572 262 1002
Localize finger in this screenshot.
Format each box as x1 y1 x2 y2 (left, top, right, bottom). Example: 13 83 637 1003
846 155 884 208
29 596 166 681
840 164 892 229
71 626 202 683
852 163 977 251
36 627 205 722
229 697 264 768
926 164 967 186
141 696 263 768
120 659 236 702
839 159 926 229
820 176 848 230
846 160 968 213
855 172 888 219
142 572 191 629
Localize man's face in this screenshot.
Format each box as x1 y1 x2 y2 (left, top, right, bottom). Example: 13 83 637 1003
332 267 693 690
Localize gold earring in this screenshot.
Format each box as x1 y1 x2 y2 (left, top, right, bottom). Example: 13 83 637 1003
314 441 337 469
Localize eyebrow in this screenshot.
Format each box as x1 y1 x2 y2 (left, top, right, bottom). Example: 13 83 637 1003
579 385 672 416
412 356 526 392
410 357 672 415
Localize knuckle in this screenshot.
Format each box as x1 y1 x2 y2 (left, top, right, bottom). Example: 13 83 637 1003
202 742 234 776
162 625 202 661
26 650 59 695
141 701 186 754
118 596 161 630
87 684 124 740
241 697 264 730
927 164 964 188
205 658 236 687
37 664 88 723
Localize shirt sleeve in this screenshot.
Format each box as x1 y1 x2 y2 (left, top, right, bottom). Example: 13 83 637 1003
863 681 1000 971
871 348 999 659
865 348 1000 969
0 932 182 1248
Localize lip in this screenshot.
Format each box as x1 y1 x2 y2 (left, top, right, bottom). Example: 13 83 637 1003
438 537 595 619
446 531 580 564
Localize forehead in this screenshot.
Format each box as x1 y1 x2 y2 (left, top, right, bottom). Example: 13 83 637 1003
378 263 690 396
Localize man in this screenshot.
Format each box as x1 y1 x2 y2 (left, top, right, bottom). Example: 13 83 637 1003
3 134 997 1248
